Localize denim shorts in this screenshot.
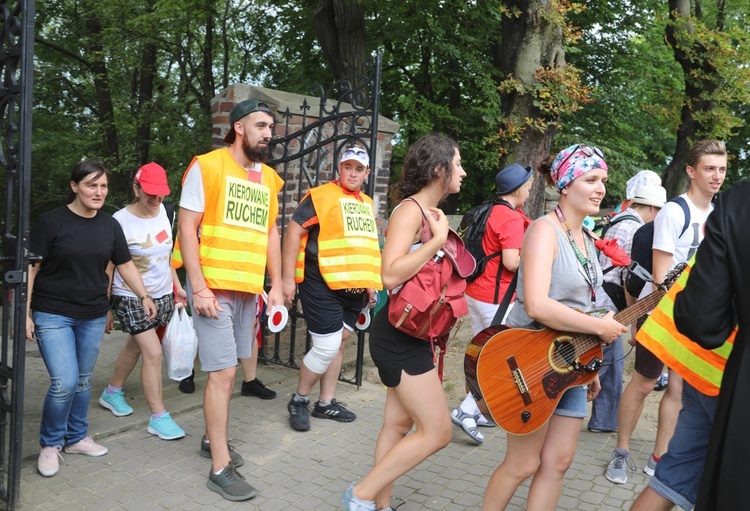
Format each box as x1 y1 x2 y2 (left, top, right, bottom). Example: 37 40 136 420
553 385 588 419
649 382 718 511
112 294 174 335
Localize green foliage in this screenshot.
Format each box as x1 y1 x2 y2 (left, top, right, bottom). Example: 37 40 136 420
28 0 750 221
561 0 684 207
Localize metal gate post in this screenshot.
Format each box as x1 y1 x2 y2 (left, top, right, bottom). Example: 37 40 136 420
0 0 35 508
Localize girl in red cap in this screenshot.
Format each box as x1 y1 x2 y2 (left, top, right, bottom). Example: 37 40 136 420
98 162 188 441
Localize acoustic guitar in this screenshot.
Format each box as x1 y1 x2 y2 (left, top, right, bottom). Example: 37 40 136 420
464 263 685 435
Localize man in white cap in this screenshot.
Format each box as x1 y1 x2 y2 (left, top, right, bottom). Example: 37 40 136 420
281 146 382 432
590 184 667 435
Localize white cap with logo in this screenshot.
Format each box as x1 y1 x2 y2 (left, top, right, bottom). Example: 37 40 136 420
340 147 370 168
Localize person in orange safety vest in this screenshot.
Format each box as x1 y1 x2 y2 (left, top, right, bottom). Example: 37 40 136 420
281 146 382 432
174 99 284 502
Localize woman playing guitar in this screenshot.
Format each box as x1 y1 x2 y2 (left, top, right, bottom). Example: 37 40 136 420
482 145 627 511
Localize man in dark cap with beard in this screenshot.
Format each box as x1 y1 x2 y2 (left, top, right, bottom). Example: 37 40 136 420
173 99 284 501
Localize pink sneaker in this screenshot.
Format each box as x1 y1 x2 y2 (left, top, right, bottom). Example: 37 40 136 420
38 446 63 477
64 436 108 457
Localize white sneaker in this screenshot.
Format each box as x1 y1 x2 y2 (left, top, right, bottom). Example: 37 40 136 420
64 436 108 456
38 446 63 477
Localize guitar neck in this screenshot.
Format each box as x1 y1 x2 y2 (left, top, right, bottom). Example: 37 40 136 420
573 287 666 353
613 288 666 326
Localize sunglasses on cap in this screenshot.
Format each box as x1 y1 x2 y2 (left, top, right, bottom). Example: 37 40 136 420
558 144 605 170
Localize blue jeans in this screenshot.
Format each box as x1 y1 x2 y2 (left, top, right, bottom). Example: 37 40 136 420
33 311 107 448
649 382 718 511
588 336 624 431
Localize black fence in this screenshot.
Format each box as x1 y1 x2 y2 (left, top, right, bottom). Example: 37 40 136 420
0 0 35 509
262 53 383 386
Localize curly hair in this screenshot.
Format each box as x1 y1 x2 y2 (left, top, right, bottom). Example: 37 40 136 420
395 133 459 201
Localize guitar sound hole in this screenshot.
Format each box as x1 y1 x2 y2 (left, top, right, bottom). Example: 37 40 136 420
548 338 576 374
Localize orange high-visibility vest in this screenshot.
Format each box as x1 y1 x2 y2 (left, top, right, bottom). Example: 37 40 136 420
172 148 283 294
637 257 736 396
295 182 382 290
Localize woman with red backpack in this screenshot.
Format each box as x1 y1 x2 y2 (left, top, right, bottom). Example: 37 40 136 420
341 133 470 511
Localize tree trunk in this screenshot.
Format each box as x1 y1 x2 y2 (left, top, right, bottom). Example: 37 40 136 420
313 0 368 81
137 1 157 166
85 11 119 162
496 0 565 218
662 0 719 197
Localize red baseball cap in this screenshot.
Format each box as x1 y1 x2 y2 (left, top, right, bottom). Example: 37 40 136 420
134 162 171 196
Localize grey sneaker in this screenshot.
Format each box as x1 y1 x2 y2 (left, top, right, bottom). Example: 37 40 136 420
206 463 257 501
288 396 310 431
605 449 636 484
644 453 657 476
200 436 244 468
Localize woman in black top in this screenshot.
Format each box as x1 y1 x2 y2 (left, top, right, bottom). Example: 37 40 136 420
342 134 467 511
26 159 156 478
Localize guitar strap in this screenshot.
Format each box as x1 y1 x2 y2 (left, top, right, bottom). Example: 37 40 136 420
490 271 518 327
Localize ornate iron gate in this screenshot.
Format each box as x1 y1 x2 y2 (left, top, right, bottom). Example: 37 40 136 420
0 0 35 509
264 53 382 387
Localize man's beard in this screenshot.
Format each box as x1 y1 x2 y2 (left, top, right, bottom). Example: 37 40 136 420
242 135 269 163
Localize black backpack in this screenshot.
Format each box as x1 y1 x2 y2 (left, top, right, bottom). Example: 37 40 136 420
625 197 690 297
599 213 639 241
164 200 175 228
458 199 513 295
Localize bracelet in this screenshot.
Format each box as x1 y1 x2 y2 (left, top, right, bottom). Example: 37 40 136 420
139 294 154 302
193 285 209 295
194 290 215 299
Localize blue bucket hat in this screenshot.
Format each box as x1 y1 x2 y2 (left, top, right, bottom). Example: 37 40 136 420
495 163 533 195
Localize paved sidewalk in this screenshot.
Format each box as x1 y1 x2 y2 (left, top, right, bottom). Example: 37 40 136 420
19 332 655 510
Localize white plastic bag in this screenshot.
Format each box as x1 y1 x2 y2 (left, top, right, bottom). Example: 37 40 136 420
162 304 198 381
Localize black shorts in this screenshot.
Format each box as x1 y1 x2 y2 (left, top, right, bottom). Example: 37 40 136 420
298 270 366 334
634 341 664 379
112 294 174 335
368 309 435 387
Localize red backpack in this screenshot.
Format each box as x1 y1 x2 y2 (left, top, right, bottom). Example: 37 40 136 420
388 199 475 344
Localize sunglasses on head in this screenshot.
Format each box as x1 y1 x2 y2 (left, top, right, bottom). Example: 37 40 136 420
558 144 605 171
344 147 367 155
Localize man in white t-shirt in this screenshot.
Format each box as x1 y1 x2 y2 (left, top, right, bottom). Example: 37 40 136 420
175 100 284 501
647 140 725 460
608 141 727 511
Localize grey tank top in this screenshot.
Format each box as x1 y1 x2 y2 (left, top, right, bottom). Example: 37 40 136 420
506 216 602 328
